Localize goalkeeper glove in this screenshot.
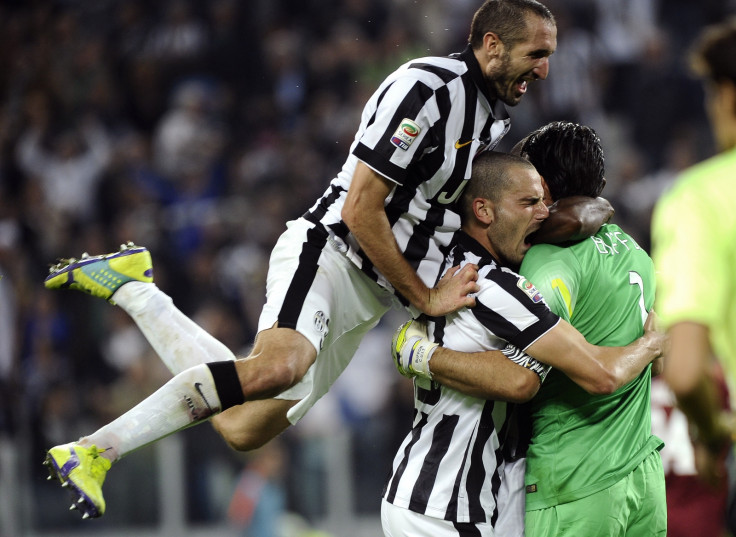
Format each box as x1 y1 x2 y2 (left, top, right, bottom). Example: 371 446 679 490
392 319 438 380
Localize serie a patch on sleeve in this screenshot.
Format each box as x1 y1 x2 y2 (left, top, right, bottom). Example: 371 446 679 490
517 277 543 303
390 118 421 150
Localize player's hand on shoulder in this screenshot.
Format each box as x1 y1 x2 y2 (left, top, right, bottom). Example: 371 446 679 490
424 263 479 316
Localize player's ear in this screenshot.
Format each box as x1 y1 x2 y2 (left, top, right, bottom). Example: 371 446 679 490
483 31 503 59
473 198 494 224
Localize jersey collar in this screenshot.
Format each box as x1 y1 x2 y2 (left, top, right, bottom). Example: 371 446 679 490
459 45 509 121
456 230 501 267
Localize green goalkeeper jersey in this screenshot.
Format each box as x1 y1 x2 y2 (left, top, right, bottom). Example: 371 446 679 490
519 223 664 510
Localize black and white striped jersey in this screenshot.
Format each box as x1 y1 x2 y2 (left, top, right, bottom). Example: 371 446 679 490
303 45 510 300
383 232 559 525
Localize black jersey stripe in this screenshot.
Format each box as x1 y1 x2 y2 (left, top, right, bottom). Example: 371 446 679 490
353 141 407 183
276 225 328 328
471 297 559 350
409 413 460 513
303 183 345 224
429 72 477 206
452 521 483 537
417 382 442 406
509 312 559 350
467 401 497 522
407 62 461 85
471 299 527 341
370 80 437 179
385 412 429 503
400 83 458 270
444 421 476 520
363 82 393 131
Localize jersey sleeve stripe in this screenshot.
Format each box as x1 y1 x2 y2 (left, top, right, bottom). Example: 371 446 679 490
510 313 559 351
407 62 461 85
353 142 408 184
355 80 437 184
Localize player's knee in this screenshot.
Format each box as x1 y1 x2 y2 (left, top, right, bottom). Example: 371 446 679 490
242 332 315 397
244 357 306 397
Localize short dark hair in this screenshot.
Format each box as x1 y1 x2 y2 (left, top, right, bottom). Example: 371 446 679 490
689 17 736 84
461 151 536 220
468 0 555 50
518 121 605 201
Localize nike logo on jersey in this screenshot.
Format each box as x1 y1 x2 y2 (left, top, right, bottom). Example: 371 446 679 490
454 139 473 149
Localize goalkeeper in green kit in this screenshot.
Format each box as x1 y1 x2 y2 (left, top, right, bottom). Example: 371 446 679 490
517 123 666 536
393 121 667 536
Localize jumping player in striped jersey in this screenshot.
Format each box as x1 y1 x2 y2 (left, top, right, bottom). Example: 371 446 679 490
386 130 665 536
40 0 568 520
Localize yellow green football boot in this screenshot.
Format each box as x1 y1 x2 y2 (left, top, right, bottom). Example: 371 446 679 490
44 443 112 519
45 242 153 304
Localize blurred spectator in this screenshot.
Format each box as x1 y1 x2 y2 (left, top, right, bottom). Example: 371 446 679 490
15 119 111 222
592 0 661 116
152 78 226 181
0 265 16 436
228 440 288 537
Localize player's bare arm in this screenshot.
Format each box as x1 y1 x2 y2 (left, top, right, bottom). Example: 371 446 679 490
664 321 732 483
392 319 541 403
645 310 665 377
531 196 614 244
413 314 662 399
429 347 541 403
524 316 663 395
342 161 479 316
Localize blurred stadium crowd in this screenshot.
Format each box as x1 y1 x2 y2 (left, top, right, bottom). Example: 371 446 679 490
0 0 734 535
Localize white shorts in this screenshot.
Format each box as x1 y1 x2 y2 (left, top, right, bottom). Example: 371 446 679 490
381 499 494 537
495 457 526 537
258 218 399 424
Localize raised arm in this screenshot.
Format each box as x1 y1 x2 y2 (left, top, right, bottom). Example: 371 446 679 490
531 196 613 244
342 161 479 316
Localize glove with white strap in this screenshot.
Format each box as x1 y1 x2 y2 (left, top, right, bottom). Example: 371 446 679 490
392 318 438 380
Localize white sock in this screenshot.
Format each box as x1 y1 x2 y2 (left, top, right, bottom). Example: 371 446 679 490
112 282 236 374
81 363 222 462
